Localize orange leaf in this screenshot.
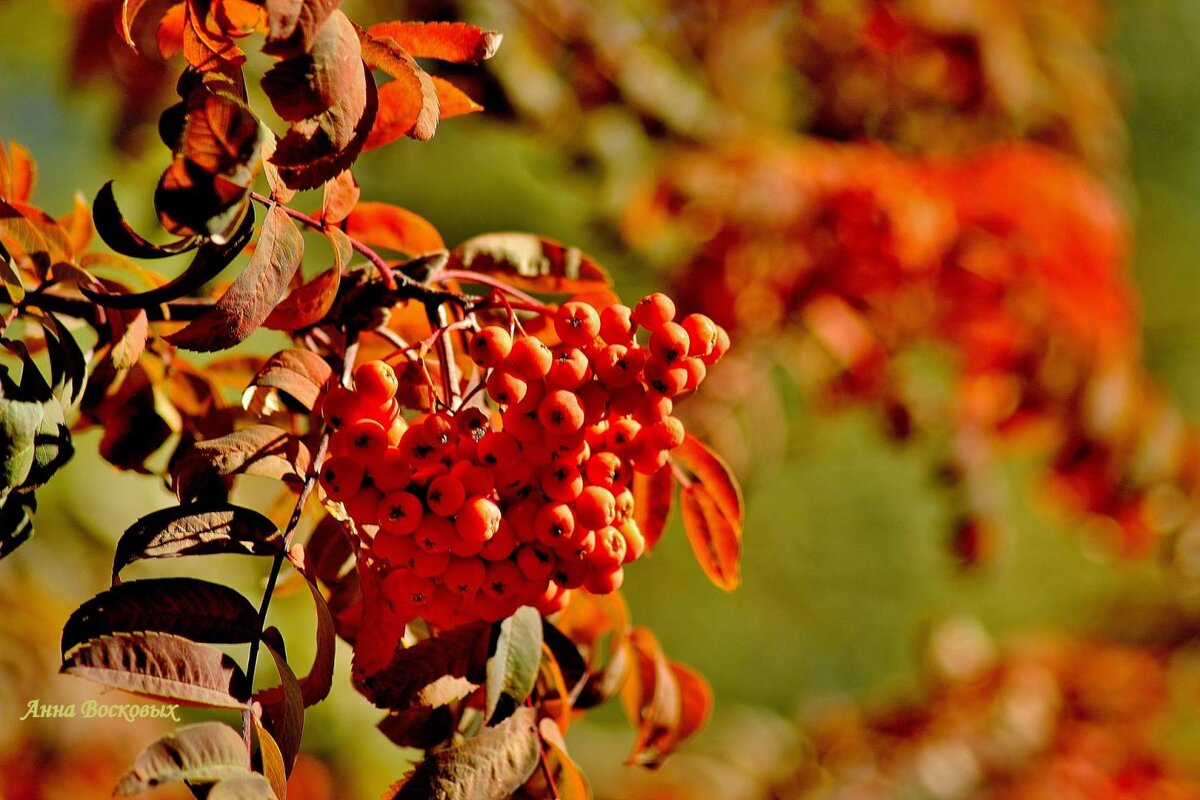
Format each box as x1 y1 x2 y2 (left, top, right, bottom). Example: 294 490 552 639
669 662 713 748
620 627 682 768
157 3 186 59
57 192 94 255
321 170 359 225
263 227 349 330
431 75 483 119
1 141 35 204
447 232 613 295
673 433 743 591
345 201 444 255
633 465 674 551
359 29 439 145
366 21 501 64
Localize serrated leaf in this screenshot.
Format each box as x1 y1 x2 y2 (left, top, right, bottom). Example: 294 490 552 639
672 433 743 591
385 707 538 800
263 226 348 331
359 29 439 148
257 549 336 708
486 606 542 724
252 714 288 800
84 207 251 309
448 233 612 295
167 205 305 352
115 722 250 795
354 620 491 710
243 348 333 412
257 635 304 778
344 202 443 255
92 181 198 259
112 502 281 579
208 774 279 800
63 632 249 709
366 21 501 64
62 578 260 657
173 425 311 502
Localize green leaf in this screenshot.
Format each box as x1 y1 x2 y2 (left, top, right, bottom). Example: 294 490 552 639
0 384 42 492
167 205 305 352
112 502 281 580
385 707 539 800
485 606 543 724
63 632 249 709
114 722 250 795
62 578 261 657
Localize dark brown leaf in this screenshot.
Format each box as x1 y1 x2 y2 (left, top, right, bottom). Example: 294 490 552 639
377 705 455 750
257 547 336 708
244 348 333 412
62 578 260 656
62 632 249 709
112 502 281 579
92 181 198 259
258 636 304 777
173 424 311 502
167 204 305 352
354 620 491 710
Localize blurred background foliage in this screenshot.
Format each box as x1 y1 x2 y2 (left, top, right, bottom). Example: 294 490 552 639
5 0 1200 797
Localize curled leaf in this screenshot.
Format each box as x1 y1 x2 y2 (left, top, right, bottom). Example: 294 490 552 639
114 722 251 795
448 233 612 295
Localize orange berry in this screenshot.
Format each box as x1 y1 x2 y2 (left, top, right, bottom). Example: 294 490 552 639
343 418 390 462
599 304 635 345
554 302 601 347
702 325 730 365
584 566 624 594
481 560 523 599
354 361 399 402
538 390 586 434
632 293 675 331
649 322 690 364
486 369 527 406
546 348 590 390
468 326 513 369
643 357 688 396
681 314 718 358
535 503 576 546
589 526 627 571
427 475 467 517
541 464 584 502
506 337 553 381
574 485 616 530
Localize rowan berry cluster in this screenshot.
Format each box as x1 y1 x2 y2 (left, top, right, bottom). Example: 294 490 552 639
316 293 729 628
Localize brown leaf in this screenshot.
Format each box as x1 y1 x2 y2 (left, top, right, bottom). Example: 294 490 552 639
262 0 340 56
112 502 282 578
358 29 439 146
377 706 455 750
321 170 359 224
114 722 251 794
672 433 744 591
258 637 304 777
366 21 501 64
263 227 349 331
269 12 376 190
244 348 333 412
354 620 492 710
168 204 305 352
252 715 288 800
62 578 261 656
111 310 149 370
173 424 311 501
448 233 612 295
344 202 443 255
62 632 249 709
514 719 590 800
385 707 538 800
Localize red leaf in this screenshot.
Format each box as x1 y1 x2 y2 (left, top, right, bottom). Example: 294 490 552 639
432 75 483 119
366 21 501 64
61 631 249 709
672 433 744 591
633 465 674 551
263 227 349 330
344 202 443 255
167 204 305 352
359 29 439 146
353 620 492 710
262 0 340 56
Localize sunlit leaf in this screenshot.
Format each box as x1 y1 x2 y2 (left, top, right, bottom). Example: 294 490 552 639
366 21 501 64
485 606 543 724
112 502 281 579
354 620 491 710
114 722 250 795
448 233 612 295
344 202 443 255
672 433 743 591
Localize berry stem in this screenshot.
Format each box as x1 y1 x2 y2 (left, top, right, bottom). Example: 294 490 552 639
441 269 552 311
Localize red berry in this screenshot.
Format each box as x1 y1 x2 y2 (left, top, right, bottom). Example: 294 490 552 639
319 387 360 428
555 529 596 562
634 393 673 425
486 369 527 406
552 558 588 589
444 557 487 594
477 430 522 468
606 418 642 453
681 358 707 392
703 325 730 365
378 491 424 535
506 337 553 380
681 314 718 358
555 302 601 347
456 408 491 440
592 344 645 388
414 516 456 553
320 457 365 501
643 357 688 396
538 390 586 434
480 519 518 560
516 545 555 581
649 322 691 364
344 486 383 524
448 534 486 558
599 304 634 345
618 519 645 562
457 496 502 542
546 348 590 389
451 462 495 497
422 413 456 448
481 560 523 599
535 503 576 546
354 361 399 402
541 464 584 502
574 485 616 530
374 531 420 568
632 293 675 331
614 489 635 524
584 566 624 594
589 526 627 571
585 451 627 490
536 584 570 615
469 326 513 368
427 475 466 516
343 418 390 462
507 500 540 543
643 416 685 450
412 549 451 579
578 382 610 424
630 443 669 475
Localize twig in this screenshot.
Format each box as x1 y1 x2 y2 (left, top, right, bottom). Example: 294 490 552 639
440 269 551 310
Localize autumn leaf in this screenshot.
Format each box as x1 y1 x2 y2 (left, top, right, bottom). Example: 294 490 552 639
672 433 744 591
